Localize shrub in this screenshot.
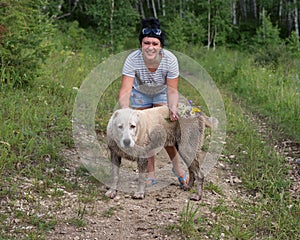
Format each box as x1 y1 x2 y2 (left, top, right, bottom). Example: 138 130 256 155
0 0 55 87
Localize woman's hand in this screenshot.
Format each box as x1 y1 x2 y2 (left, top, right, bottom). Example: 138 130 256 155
169 107 179 121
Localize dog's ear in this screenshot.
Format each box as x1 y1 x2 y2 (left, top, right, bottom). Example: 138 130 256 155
111 111 119 124
113 111 119 119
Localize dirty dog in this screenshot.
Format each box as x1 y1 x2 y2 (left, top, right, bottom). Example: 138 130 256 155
105 105 216 200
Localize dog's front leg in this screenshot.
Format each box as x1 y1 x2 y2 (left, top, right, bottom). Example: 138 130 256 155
133 158 148 199
105 150 121 199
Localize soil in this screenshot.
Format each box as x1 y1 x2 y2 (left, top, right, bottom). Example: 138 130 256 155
2 116 299 240
48 125 299 240
46 148 244 240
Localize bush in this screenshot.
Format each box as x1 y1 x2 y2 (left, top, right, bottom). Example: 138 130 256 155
0 0 55 87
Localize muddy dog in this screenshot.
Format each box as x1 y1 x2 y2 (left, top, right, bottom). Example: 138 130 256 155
105 105 217 200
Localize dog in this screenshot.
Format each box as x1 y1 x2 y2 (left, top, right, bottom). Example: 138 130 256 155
105 105 217 200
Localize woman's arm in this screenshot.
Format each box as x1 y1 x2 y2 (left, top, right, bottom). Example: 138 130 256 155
118 75 134 108
166 77 179 121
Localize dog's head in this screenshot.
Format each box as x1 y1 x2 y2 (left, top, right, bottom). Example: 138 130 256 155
111 108 140 148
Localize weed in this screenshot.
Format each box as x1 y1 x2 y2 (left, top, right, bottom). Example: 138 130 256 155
204 181 223 195
102 207 117 218
179 200 201 237
67 218 87 228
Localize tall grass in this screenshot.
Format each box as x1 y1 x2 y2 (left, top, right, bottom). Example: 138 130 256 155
216 95 299 239
0 31 107 238
172 92 299 239
196 47 300 143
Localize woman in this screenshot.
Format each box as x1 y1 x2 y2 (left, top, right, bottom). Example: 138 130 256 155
118 18 188 187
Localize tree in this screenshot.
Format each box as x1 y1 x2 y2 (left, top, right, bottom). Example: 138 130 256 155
255 9 282 46
293 0 299 50
0 0 55 87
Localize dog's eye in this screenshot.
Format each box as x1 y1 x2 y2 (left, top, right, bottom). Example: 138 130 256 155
118 124 123 129
130 124 136 129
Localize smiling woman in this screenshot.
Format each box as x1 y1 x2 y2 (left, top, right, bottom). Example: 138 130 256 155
117 17 188 188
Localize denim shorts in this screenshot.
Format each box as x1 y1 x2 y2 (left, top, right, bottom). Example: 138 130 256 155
130 87 167 108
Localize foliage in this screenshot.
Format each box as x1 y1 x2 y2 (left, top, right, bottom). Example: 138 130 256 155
68 0 140 52
198 47 300 143
254 12 282 46
286 31 300 57
163 15 188 50
251 12 283 66
0 0 55 87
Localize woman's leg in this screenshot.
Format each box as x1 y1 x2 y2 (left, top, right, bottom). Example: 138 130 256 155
146 155 155 183
165 146 188 185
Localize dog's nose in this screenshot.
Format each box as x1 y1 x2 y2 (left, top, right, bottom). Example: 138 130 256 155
123 139 131 147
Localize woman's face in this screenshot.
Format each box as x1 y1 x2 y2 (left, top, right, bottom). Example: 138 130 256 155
141 37 162 63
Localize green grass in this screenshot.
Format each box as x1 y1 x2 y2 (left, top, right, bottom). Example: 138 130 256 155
0 35 107 239
219 94 299 239
197 47 300 143
1 39 299 239
171 92 299 239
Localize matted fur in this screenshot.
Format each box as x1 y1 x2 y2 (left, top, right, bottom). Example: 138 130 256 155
105 106 216 200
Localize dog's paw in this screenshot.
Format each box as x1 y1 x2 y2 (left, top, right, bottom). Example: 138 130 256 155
190 193 202 201
182 185 192 191
132 192 145 199
105 189 117 199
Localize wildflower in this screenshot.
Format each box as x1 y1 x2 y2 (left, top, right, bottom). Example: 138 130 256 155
177 102 202 119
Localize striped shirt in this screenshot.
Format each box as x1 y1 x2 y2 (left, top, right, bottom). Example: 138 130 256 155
122 49 179 95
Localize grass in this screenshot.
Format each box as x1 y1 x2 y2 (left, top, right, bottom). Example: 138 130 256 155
179 200 201 238
0 37 106 239
172 91 299 239
218 94 299 239
0 38 299 239
197 47 300 143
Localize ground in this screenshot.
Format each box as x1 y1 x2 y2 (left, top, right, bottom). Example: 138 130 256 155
46 148 244 240
1 119 299 240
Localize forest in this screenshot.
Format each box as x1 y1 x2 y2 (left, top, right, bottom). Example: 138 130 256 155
1 0 300 85
0 0 299 239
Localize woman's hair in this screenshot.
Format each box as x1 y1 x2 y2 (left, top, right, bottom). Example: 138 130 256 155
139 17 165 47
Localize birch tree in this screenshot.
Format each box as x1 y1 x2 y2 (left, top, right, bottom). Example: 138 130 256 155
162 0 166 16
232 0 237 25
151 0 157 18
207 0 211 49
293 0 299 50
140 0 145 18
110 0 115 49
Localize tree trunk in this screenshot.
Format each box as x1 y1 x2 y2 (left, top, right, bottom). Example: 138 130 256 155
140 0 145 19
179 0 183 18
213 24 216 51
157 0 161 11
262 8 266 42
232 0 237 25
253 0 257 19
279 0 283 22
207 0 211 50
151 0 157 18
162 0 166 16
239 0 247 19
288 1 293 35
110 0 115 52
293 0 299 50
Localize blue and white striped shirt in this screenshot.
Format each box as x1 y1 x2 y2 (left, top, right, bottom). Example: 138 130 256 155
122 49 179 95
